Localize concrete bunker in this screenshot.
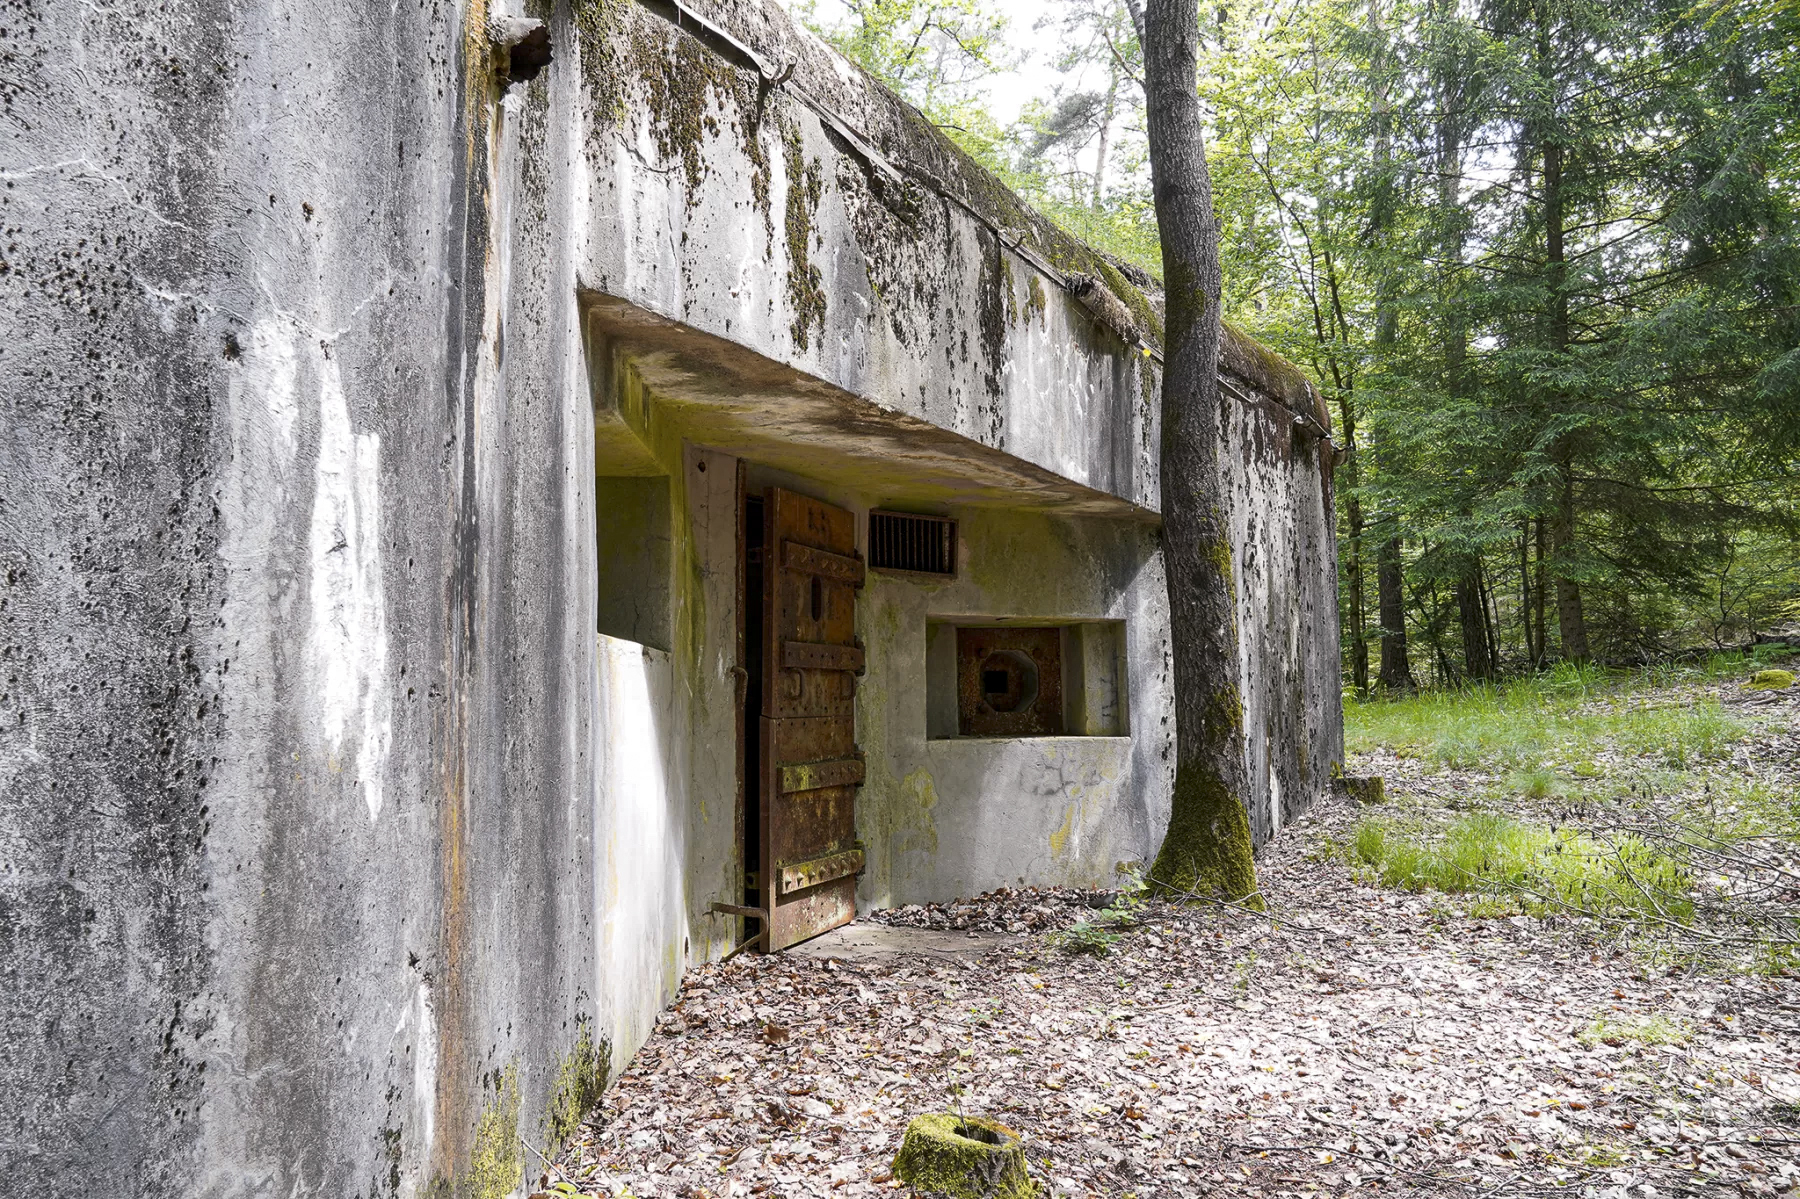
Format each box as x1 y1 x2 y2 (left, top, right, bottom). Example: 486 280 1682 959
583 291 1175 957
2 0 1346 1192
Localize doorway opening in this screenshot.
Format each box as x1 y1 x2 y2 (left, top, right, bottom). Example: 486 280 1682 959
739 491 766 947
735 483 866 953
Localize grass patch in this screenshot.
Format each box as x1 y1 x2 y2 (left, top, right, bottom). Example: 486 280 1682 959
1347 660 1756 774
1576 1013 1692 1048
1507 766 1564 800
1351 813 1692 920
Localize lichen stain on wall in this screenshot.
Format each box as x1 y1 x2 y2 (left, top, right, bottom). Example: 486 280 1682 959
1048 803 1076 859
896 767 943 859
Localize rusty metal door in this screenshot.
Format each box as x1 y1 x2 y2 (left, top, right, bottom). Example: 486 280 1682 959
760 487 866 951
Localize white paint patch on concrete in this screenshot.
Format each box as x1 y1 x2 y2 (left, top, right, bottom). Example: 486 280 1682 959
306 356 390 821
1269 758 1284 837
411 981 437 1180
257 319 300 456
594 635 687 1071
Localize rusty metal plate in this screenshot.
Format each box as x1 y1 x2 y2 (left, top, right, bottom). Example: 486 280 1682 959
781 639 865 672
956 625 1065 737
778 847 866 895
778 756 866 794
781 540 866 586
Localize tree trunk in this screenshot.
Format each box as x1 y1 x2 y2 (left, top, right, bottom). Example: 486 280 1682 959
1537 9 1590 664
1138 0 1259 904
1376 534 1413 690
1092 63 1118 210
1552 487 1591 662
1480 562 1502 676
1340 399 1367 696
1421 570 1456 685
1347 0 1393 700
1533 516 1549 668
1454 568 1490 682
1519 519 1537 667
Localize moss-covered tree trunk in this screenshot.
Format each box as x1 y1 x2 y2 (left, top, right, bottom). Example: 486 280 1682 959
1137 0 1260 904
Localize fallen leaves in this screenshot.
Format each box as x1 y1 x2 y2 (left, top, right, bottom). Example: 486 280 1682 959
555 685 1800 1197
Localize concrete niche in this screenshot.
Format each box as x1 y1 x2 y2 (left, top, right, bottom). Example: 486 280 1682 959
925 621 1128 739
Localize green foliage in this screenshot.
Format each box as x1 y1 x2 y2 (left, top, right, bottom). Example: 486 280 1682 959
1053 877 1145 957
1054 920 1121 957
800 0 1011 111
1195 0 1800 676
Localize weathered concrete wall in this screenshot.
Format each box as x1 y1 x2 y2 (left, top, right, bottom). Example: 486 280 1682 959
0 1 606 1196
1225 396 1345 844
577 0 1161 514
0 0 1341 1197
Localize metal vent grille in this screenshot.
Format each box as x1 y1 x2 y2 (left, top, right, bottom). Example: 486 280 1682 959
868 510 956 576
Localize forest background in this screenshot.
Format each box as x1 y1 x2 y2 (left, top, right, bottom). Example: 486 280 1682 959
799 0 1800 690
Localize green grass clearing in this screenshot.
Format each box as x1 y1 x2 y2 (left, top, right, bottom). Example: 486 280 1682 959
1351 812 1692 921
1345 657 1776 774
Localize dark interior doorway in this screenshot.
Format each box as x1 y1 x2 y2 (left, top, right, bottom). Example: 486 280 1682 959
739 492 766 945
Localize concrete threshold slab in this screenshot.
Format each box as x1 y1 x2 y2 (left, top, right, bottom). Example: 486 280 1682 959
786 921 1010 964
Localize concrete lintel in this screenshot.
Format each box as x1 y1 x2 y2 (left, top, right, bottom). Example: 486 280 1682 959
581 290 1159 521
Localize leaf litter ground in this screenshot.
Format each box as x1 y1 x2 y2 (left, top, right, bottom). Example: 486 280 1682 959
558 689 1799 1199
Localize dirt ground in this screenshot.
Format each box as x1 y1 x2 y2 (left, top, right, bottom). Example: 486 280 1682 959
556 764 1800 1198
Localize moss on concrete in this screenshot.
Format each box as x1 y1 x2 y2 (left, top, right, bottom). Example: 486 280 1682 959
783 127 827 351
466 1066 522 1199
543 1022 611 1150
1025 274 1046 326
1220 321 1329 426
892 1113 1038 1199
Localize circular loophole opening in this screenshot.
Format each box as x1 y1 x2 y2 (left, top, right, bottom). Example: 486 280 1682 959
979 649 1039 713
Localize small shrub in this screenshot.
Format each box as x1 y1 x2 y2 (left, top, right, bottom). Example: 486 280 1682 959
1232 950 1258 998
1055 921 1120 957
